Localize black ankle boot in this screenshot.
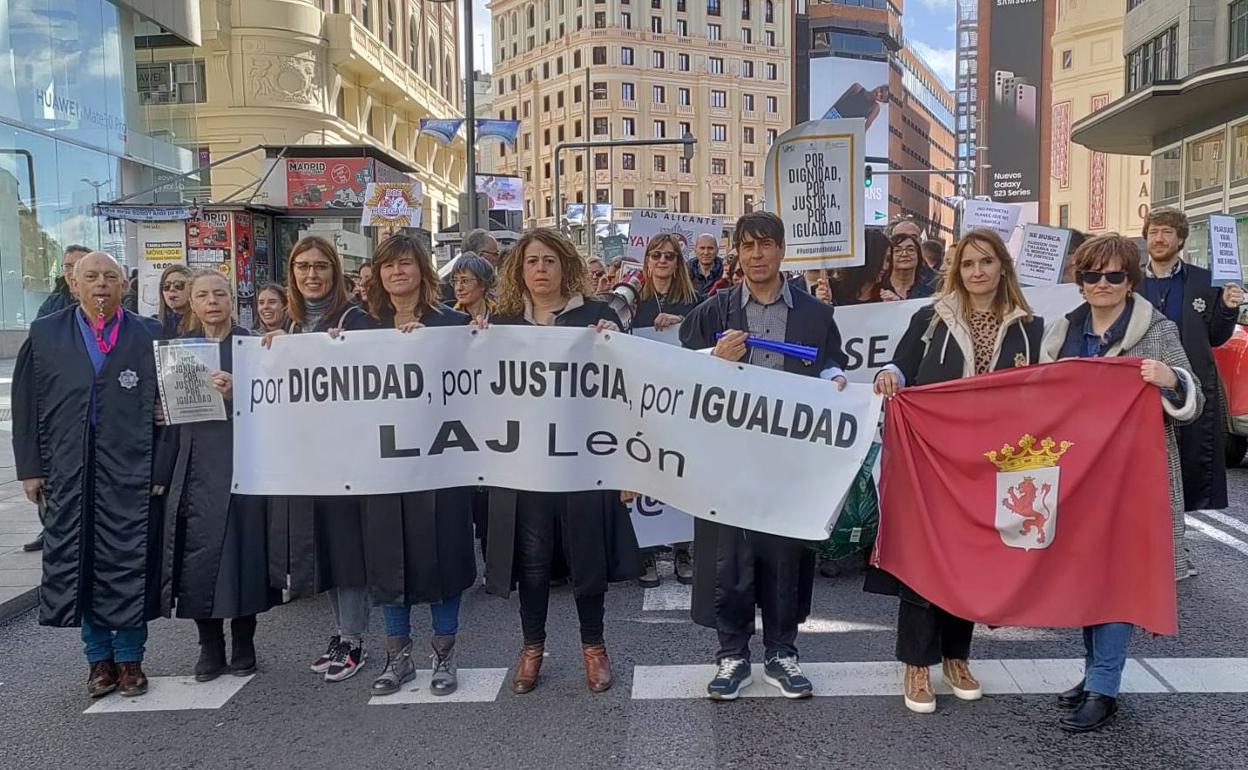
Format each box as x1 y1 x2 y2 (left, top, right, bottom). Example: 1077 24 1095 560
229 616 257 676
1059 693 1118 733
194 620 227 682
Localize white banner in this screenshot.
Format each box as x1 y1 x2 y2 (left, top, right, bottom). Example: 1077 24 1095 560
766 119 866 270
234 327 881 540
626 210 722 262
630 496 695 549
833 284 1083 383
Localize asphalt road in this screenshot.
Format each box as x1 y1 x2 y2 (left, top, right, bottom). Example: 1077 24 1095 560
3 467 1247 770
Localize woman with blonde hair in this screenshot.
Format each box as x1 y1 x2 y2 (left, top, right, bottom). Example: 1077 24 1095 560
870 228 1044 715
632 234 700 331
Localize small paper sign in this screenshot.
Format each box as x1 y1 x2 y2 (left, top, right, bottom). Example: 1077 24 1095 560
1208 214 1242 287
1016 224 1073 286
155 340 226 424
961 199 1022 243
361 182 424 228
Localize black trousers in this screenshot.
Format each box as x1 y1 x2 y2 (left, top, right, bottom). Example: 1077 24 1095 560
713 530 801 662
895 599 974 667
515 492 605 646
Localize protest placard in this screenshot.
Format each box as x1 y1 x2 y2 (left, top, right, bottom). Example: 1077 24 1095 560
155 340 226 424
1016 224 1073 286
1208 214 1243 286
960 199 1022 243
626 210 722 262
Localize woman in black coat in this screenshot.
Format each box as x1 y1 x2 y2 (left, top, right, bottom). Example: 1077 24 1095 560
157 271 278 681
869 228 1043 715
261 235 377 683
880 233 937 302
361 234 477 698
486 227 641 696
630 233 701 331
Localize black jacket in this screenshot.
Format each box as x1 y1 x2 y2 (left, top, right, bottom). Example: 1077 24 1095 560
35 280 74 319
13 307 165 628
632 295 699 330
491 295 623 328
888 300 1044 386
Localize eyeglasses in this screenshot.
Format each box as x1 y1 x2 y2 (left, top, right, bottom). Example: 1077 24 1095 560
649 251 680 262
590 270 606 279
162 281 186 291
293 261 334 275
479 249 500 258
450 277 480 288
1078 270 1128 286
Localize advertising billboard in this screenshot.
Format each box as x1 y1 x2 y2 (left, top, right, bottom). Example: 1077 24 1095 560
809 57 890 226
476 174 524 211
987 0 1043 206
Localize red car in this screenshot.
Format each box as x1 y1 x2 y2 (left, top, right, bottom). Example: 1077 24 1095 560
1214 323 1248 467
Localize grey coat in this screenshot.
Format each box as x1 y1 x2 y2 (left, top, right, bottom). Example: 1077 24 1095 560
1041 297 1204 578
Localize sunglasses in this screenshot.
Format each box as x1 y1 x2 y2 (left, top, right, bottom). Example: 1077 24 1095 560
1078 270 1128 286
648 251 680 262
162 281 186 291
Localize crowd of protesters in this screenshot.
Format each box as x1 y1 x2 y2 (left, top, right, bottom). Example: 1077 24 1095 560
11 208 1243 734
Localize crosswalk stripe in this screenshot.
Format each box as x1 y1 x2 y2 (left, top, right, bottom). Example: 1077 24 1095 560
367 668 510 705
1186 515 1248 557
628 658 1248 700
83 675 255 714
1193 510 1248 539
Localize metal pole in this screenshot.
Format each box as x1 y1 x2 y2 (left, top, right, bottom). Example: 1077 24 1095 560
584 68 591 248
463 0 477 231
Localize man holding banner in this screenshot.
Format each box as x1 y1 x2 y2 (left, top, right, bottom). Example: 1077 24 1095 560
680 211 848 700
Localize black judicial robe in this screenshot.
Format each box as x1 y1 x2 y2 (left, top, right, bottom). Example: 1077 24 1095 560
361 304 478 605
678 285 848 635
267 304 377 596
484 298 642 598
13 307 164 628
156 327 279 619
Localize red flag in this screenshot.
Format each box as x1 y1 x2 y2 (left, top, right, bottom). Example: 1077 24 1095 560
874 358 1177 635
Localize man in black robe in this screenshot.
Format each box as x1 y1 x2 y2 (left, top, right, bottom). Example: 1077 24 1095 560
13 252 164 699
680 211 848 700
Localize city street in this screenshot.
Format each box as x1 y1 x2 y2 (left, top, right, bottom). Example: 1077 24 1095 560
1 468 1245 770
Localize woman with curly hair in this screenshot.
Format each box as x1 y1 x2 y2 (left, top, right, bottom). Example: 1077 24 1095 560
485 228 641 696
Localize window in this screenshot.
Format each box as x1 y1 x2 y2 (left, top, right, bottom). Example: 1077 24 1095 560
544 162 551 179
653 85 666 103
575 119 583 136
622 82 635 100
766 63 777 80
558 125 565 141
653 50 666 68
1233 123 1248 183
136 60 209 104
742 28 751 43
593 46 607 65
408 18 419 69
575 155 584 171
743 93 755 111
653 191 667 207
677 0 685 10
707 0 721 16
712 124 727 141
623 189 635 208
766 128 777 145
593 81 607 99
622 117 636 135
654 155 667 172
679 121 692 135
524 132 532 149
621 11 631 27
765 30 775 46
557 56 565 75
543 62 550 79
594 117 609 134
1126 25 1177 94
677 19 688 35
711 193 726 215
743 194 755 212
742 60 753 78
743 126 755 144
1186 131 1226 195
1061 49 1072 70
557 91 565 108
596 189 611 204
708 24 722 40
654 120 666 137
766 95 777 113
651 16 663 32
1153 147 1182 202
622 153 637 170
595 153 609 170
543 128 550 145
523 101 531 117
574 84 583 102
711 158 727 175
679 157 691 174
385 1 397 50
543 95 550 111
594 11 606 27
679 191 691 211
1232 0 1248 60
574 51 582 68
362 0 373 28
1058 204 1070 229
678 87 691 106
678 53 690 71
742 0 750 19
764 0 773 23
710 90 727 108
744 160 755 177
652 0 661 6
622 47 635 65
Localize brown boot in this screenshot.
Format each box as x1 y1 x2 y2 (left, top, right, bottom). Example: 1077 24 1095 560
582 643 613 693
87 660 118 698
117 662 149 697
511 643 544 694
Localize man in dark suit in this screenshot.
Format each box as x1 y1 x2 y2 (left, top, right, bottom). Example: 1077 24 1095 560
1140 209 1244 578
680 211 848 701
13 252 165 699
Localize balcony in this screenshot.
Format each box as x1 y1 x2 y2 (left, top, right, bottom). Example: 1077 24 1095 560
324 14 458 118
652 102 671 114
764 111 783 124
620 99 639 111
677 104 695 115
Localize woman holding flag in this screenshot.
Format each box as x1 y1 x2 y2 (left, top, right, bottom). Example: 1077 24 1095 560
871 228 1043 714
1039 234 1201 732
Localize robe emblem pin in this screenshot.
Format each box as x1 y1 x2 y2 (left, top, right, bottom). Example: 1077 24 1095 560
1192 297 1206 313
119 370 139 390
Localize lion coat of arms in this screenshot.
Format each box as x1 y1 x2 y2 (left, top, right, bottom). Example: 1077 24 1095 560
984 434 1073 551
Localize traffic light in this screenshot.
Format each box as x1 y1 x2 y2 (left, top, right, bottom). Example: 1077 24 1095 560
864 166 874 188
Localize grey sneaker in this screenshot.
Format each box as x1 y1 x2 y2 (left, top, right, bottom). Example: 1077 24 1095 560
674 546 694 585
430 634 458 696
638 553 660 588
370 637 413 695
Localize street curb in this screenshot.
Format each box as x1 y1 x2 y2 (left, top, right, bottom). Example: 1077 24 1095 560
0 586 37 625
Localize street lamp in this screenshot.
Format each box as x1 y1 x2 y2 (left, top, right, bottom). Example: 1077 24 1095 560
81 177 108 246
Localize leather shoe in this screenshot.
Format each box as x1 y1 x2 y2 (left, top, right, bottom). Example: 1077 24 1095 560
1057 678 1086 709
511 643 544 694
1059 693 1118 733
582 643 613 693
87 660 118 698
117 662 149 697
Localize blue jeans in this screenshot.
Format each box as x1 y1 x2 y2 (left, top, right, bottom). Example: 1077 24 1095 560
81 617 148 664
382 593 462 638
1083 622 1133 697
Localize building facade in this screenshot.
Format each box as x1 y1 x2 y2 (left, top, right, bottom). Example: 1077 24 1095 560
1049 0 1150 236
896 46 958 240
489 0 791 238
954 0 978 193
139 0 467 232
473 69 502 174
1072 0 1248 274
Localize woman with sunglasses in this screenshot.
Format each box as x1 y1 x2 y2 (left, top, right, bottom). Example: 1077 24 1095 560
633 234 700 331
157 265 193 338
871 228 1042 715
1039 234 1201 732
262 236 377 684
880 233 937 302
362 234 476 698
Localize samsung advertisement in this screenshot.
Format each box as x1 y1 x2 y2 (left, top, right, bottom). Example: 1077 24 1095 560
808 56 890 225
987 0 1043 205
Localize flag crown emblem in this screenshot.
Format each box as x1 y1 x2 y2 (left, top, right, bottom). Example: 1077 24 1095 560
984 434 1072 473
